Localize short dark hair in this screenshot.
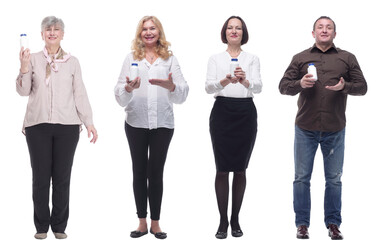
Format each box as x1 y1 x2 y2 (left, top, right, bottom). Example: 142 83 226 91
313 16 336 32
221 16 249 45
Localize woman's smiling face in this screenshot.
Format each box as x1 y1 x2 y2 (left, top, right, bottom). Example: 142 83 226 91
141 20 159 47
42 25 64 48
226 18 243 46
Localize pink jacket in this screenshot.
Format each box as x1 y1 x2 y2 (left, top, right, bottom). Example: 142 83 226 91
16 51 94 133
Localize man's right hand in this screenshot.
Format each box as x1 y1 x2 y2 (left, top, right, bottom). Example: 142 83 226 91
300 74 316 88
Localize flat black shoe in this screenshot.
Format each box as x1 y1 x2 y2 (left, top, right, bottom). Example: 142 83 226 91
150 229 167 239
215 231 228 239
231 229 243 237
130 230 148 238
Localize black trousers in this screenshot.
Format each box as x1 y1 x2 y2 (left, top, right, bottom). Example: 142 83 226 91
125 123 174 220
25 123 79 233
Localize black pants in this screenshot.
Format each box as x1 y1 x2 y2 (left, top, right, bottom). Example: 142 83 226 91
125 123 174 220
25 123 79 233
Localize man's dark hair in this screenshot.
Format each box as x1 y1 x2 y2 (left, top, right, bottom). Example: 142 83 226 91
313 16 336 32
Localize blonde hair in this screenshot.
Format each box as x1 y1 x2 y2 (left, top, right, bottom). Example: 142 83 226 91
132 16 172 61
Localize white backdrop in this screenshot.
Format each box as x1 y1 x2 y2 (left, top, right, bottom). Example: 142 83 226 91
0 0 381 239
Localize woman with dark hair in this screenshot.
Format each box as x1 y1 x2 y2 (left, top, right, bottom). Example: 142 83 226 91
114 16 188 239
206 16 262 239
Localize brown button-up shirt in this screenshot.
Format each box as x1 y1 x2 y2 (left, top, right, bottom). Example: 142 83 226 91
279 44 367 132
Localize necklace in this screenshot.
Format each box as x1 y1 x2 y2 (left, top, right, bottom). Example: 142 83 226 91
146 52 157 63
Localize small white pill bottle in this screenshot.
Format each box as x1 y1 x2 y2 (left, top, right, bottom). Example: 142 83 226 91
20 33 29 50
230 58 239 77
130 63 139 81
307 63 318 81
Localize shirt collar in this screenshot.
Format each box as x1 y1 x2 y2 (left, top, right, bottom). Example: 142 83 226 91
310 43 338 53
143 57 162 68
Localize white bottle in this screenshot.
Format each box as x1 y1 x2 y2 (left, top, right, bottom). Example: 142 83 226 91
130 63 138 81
307 63 318 81
230 58 239 77
20 33 29 49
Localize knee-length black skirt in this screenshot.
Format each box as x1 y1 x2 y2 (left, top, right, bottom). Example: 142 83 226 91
209 96 258 172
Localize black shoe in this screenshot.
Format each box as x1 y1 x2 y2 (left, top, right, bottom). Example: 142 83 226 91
231 229 243 237
328 224 343 239
215 231 228 239
130 230 148 238
150 228 167 239
297 225 309 239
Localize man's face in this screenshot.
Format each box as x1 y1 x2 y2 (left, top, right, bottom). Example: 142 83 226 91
312 18 336 45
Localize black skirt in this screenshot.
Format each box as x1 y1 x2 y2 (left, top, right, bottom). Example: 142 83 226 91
209 96 257 172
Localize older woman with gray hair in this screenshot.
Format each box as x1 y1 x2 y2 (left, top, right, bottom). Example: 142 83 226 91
17 16 97 239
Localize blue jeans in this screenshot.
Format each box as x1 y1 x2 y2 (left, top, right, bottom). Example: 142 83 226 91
294 125 345 228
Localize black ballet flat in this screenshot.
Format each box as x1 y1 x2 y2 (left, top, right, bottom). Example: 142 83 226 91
150 228 167 239
130 230 148 238
231 229 243 237
215 231 228 239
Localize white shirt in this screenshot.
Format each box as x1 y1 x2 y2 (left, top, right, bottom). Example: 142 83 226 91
114 53 189 129
206 51 262 98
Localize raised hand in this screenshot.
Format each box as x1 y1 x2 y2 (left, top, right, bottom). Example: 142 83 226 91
149 73 176 92
300 73 316 89
325 77 345 91
19 47 31 74
125 76 141 92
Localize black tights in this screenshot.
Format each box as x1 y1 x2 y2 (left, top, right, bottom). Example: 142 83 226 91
215 171 247 232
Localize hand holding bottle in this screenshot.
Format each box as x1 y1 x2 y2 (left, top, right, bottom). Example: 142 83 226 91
234 67 249 88
301 63 318 89
125 76 141 92
300 74 316 88
19 47 31 74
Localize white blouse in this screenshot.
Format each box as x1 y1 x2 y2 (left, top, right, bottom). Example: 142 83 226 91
206 51 262 98
114 53 189 129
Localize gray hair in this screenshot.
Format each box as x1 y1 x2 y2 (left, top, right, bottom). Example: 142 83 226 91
41 16 65 32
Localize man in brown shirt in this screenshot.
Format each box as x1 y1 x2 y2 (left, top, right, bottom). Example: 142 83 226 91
279 16 367 240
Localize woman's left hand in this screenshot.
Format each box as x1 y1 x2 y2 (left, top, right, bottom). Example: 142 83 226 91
86 125 98 144
234 67 250 88
149 73 176 92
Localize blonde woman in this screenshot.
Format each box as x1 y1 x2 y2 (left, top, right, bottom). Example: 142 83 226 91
114 16 188 239
17 16 97 239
